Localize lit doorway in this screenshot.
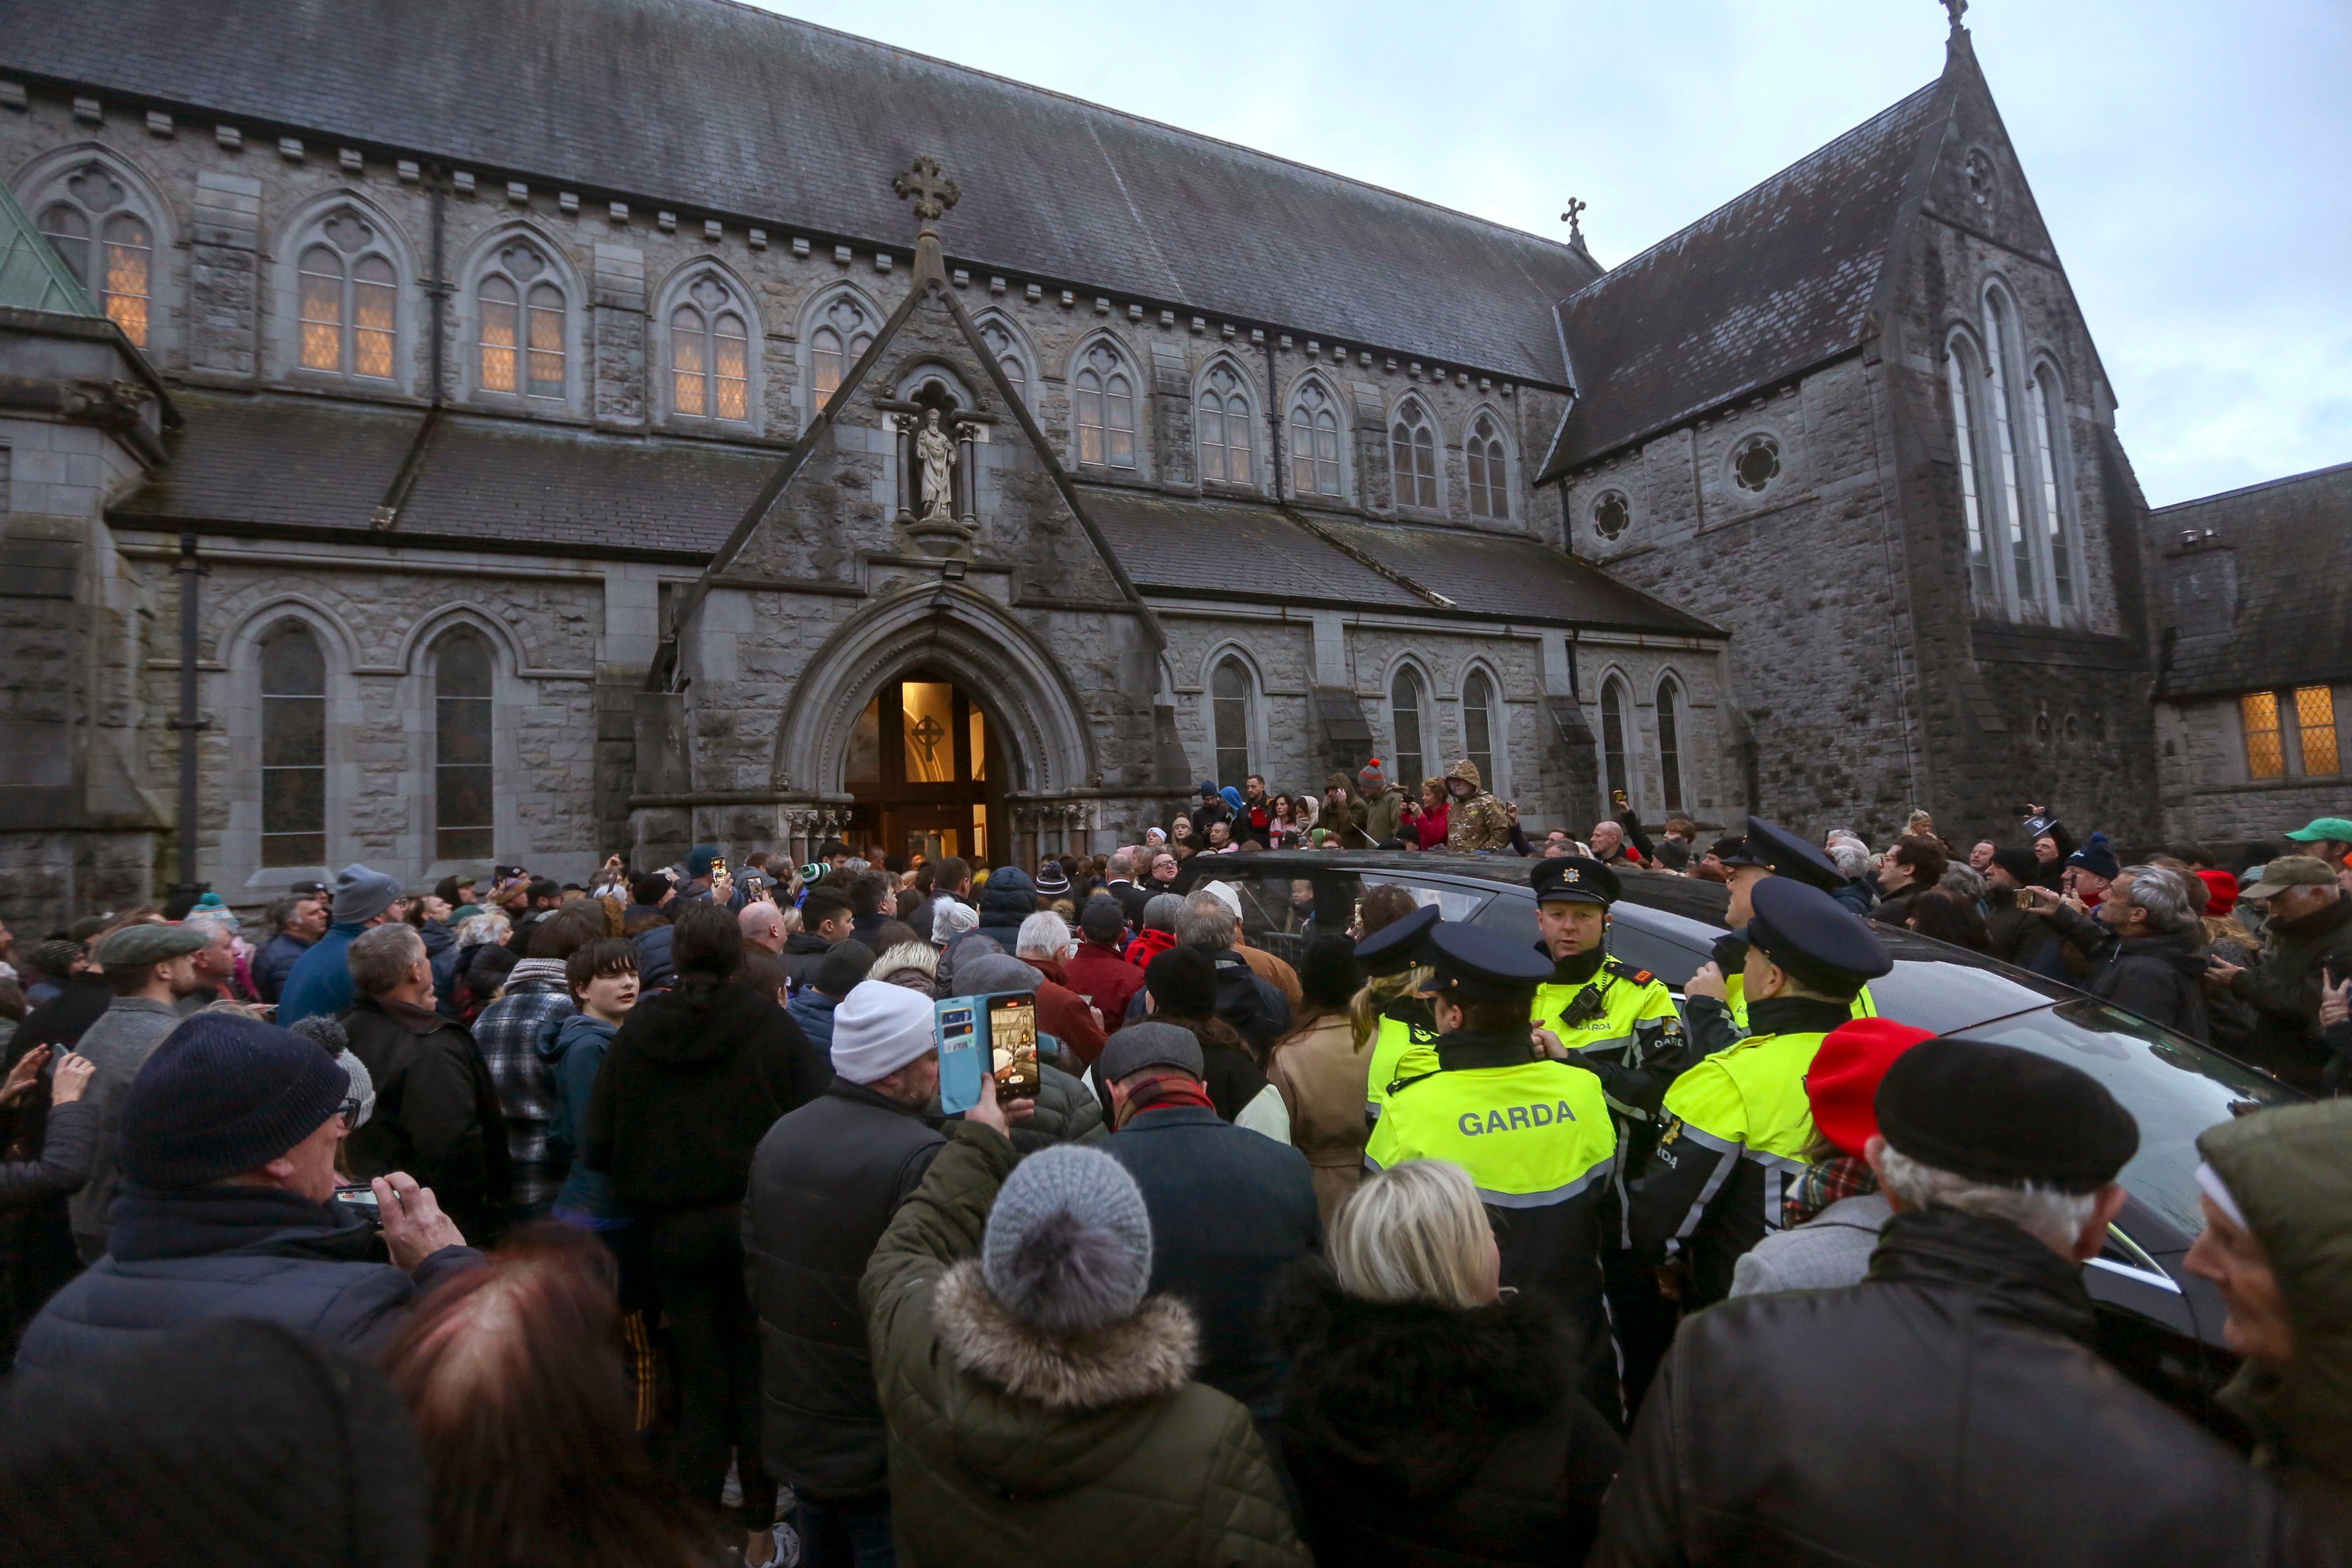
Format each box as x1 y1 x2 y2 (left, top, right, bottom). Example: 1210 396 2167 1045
842 672 1008 868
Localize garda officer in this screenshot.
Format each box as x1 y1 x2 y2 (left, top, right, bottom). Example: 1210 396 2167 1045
1353 901 1442 1126
1629 876 1891 1306
1367 921 1621 1413
1687 815 1878 1053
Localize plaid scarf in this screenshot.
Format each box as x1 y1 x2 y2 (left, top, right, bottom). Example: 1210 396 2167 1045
1783 1154 1877 1229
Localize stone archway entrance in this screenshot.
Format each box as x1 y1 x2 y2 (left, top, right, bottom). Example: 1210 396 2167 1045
841 670 1011 867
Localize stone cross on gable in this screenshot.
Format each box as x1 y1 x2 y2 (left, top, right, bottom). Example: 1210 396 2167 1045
893 156 961 232
1560 197 1587 247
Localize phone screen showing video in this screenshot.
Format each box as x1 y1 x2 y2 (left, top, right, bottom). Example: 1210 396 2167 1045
988 992 1039 1099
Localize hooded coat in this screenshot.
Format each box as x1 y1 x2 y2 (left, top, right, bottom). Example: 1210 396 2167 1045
1443 758 1513 854
974 866 1040 953
2199 1101 2352 1559
861 1121 1310 1568
1319 774 1369 848
1276 1270 1622 1568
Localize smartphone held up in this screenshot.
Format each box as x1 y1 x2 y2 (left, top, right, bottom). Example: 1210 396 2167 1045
934 989 1039 1115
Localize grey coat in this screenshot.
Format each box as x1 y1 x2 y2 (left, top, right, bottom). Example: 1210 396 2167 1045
68 996 184 1249
1727 1193 1891 1298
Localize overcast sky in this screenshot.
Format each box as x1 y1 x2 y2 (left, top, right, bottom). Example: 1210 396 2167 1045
750 0 2346 508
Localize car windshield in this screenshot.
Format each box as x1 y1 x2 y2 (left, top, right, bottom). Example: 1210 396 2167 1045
1942 999 2295 1237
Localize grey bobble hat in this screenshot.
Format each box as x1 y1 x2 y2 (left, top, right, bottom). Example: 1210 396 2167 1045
982 1144 1154 1336
330 864 403 925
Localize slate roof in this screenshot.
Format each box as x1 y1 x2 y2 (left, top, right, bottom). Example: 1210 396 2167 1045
113 392 775 557
2151 461 2352 699
3 0 1597 384
1311 517 1719 635
1539 77 1950 480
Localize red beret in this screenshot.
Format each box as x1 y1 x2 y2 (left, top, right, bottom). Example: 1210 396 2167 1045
2194 869 2238 918
1806 1018 1936 1158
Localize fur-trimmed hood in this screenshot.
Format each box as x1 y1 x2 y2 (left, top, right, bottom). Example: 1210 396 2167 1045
1275 1265 1579 1498
932 1259 1195 1412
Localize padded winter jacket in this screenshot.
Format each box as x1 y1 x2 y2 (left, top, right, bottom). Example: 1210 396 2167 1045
862 1122 1309 1568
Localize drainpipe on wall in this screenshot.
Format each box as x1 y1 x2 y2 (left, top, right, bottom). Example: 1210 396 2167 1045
166 531 208 899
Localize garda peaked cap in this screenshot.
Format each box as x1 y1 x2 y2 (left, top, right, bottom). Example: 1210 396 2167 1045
1875 1035 2139 1193
1744 876 1891 994
1426 921 1555 1002
1739 816 1850 893
1355 901 1440 976
1532 856 1619 906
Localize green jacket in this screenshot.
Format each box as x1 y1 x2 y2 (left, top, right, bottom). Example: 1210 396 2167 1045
2199 1100 2352 1560
862 1122 1311 1568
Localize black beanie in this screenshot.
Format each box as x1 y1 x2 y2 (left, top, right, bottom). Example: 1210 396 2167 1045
1874 1036 2139 1193
118 1013 352 1189
1146 945 1219 1017
1990 847 2040 886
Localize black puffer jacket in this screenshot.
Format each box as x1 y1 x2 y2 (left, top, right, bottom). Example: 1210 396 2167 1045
972 866 1038 952
1591 1206 2336 1568
2038 902 2211 1043
1275 1269 1621 1568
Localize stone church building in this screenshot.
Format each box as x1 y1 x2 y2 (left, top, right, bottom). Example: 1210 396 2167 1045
0 0 2266 921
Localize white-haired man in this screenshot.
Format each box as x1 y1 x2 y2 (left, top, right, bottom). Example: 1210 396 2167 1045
1012 911 1107 1066
2023 864 2211 1044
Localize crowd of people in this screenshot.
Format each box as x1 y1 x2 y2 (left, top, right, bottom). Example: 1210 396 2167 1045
1 771 2349 1567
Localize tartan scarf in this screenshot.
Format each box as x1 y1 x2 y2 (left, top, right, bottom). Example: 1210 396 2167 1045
1784 1153 1878 1228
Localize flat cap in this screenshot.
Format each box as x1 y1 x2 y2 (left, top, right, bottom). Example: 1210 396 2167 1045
1355 901 1439 976
1097 1020 1205 1082
1426 921 1554 1003
1876 1035 2139 1193
1732 816 1849 893
1744 876 1890 996
1532 856 1619 906
93 921 210 969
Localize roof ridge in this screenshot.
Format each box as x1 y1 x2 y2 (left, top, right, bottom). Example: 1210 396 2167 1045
2147 459 2352 515
1555 75 1943 309
680 0 1588 259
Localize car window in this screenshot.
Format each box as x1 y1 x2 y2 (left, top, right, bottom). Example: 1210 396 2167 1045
1361 875 1493 923
1945 1000 2296 1237
1189 869 1328 969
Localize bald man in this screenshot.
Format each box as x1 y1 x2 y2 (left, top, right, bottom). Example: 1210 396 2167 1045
740 899 787 957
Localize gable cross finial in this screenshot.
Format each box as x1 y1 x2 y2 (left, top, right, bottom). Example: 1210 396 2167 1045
893 156 960 235
1560 197 1587 249
1942 0 1967 35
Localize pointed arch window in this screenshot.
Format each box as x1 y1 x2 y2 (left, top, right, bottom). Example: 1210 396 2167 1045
1197 364 1255 486
1462 670 1498 790
670 276 750 421
1947 335 1995 601
1390 401 1437 508
1600 678 1632 805
476 240 565 399
1390 667 1427 789
1075 343 1137 468
1467 414 1510 519
296 210 397 379
432 629 495 861
1211 657 1255 783
36 163 153 346
979 318 1028 407
1290 380 1342 497
1982 290 2036 606
259 623 326 867
809 294 876 411
1656 676 1687 814
2029 362 2076 610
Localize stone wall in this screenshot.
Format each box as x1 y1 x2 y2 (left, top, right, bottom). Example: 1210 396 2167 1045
2158 689 2352 852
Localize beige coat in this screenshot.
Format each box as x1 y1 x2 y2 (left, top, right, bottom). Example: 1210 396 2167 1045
1265 1011 1371 1226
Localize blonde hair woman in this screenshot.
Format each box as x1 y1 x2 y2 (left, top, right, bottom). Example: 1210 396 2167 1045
1276 1160 1622 1567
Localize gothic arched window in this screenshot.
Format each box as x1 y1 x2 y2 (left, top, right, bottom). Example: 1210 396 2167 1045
1600 677 1632 806
1982 288 2036 606
672 276 751 421
1290 380 1342 497
1390 667 1427 788
1075 342 1137 468
1197 364 1255 486
1211 657 1254 784
35 163 154 346
432 630 495 861
259 623 326 868
2029 360 2076 611
1656 675 1687 814
296 210 398 379
808 294 876 412
1947 333 1995 602
1467 413 1510 519
978 317 1028 407
1390 400 1437 509
476 240 565 399
1462 669 1498 791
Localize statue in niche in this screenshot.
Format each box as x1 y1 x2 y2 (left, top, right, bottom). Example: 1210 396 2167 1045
916 409 955 521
